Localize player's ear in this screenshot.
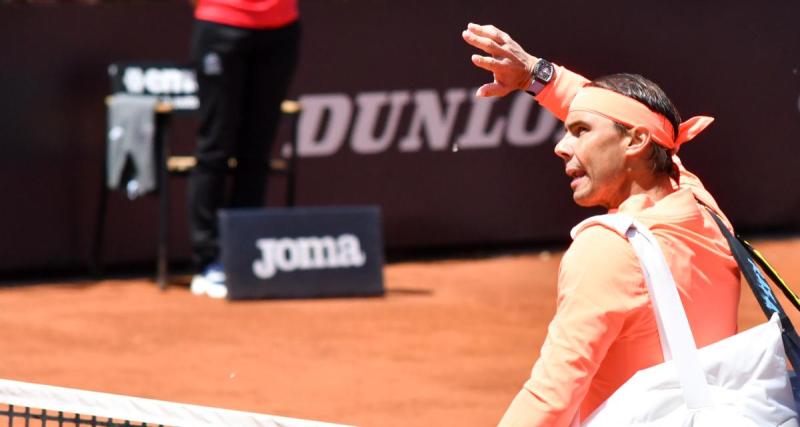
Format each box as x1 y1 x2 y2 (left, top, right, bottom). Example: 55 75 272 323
625 125 651 157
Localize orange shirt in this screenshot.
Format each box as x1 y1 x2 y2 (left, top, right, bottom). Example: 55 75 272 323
195 0 298 29
497 67 740 426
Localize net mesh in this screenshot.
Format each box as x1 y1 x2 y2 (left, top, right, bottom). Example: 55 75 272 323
0 404 164 426
0 379 346 427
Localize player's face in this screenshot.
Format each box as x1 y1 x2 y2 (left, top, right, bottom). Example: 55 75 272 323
554 111 631 209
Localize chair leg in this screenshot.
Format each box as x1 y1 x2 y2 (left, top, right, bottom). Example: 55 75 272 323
90 161 110 278
156 113 171 290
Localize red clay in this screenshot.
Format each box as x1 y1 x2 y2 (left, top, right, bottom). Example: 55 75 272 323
1 237 799 426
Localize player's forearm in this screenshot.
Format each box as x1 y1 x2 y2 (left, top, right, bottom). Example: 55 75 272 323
533 65 590 121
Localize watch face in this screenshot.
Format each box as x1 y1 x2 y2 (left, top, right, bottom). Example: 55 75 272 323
535 60 554 83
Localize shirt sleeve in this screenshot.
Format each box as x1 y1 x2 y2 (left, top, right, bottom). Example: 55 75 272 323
498 225 645 427
534 65 591 121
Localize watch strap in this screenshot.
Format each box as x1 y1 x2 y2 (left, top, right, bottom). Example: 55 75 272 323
527 79 547 96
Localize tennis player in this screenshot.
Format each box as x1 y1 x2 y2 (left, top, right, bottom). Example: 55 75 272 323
462 23 741 426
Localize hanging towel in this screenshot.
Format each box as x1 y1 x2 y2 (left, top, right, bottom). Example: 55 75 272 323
106 94 159 199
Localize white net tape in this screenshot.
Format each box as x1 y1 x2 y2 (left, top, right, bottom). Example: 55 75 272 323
0 378 350 427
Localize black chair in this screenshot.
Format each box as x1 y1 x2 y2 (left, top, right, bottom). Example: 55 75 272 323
91 62 300 289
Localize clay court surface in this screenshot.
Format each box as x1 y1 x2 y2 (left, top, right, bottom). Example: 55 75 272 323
1 237 800 426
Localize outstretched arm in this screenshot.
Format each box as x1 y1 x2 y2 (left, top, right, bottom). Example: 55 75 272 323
462 23 728 224
461 23 589 119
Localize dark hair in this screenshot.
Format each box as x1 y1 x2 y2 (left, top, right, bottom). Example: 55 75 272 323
589 74 680 180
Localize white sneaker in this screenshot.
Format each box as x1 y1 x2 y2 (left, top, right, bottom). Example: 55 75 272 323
190 263 227 299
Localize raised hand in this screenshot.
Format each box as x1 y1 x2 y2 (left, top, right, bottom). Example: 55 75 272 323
461 23 539 98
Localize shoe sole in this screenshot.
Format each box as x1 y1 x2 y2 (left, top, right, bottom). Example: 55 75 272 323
206 285 228 299
191 276 227 299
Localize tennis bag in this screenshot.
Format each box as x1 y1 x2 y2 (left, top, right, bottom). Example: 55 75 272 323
573 213 799 427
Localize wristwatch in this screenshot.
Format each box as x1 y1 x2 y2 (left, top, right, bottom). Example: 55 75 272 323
526 59 555 96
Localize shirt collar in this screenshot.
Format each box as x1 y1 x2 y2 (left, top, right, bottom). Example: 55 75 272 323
609 187 699 223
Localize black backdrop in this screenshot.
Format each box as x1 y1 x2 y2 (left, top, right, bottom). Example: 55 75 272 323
1 0 798 273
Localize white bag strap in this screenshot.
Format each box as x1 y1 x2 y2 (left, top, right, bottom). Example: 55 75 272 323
573 214 713 409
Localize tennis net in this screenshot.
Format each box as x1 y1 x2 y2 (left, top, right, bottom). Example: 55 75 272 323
0 378 348 427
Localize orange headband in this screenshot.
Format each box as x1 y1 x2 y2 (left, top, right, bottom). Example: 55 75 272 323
568 86 714 151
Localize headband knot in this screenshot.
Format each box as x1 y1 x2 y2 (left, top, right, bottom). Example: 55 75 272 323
569 86 713 151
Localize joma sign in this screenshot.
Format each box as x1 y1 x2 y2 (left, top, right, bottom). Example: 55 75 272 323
252 234 367 279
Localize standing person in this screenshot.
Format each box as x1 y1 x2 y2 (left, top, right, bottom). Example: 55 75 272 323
462 23 741 426
188 0 301 298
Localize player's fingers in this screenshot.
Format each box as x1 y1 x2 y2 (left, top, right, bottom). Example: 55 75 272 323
467 23 511 44
476 82 510 98
462 29 504 56
470 54 505 73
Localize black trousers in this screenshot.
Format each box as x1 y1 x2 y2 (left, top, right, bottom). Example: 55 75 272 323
188 19 301 270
